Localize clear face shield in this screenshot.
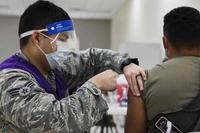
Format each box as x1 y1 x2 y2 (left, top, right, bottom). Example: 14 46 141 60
19 20 80 75
19 20 79 52
56 30 79 52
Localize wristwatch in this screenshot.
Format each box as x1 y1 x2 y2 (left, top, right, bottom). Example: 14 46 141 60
120 58 139 71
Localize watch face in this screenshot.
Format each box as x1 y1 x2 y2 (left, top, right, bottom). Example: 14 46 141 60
121 58 139 70
130 58 139 65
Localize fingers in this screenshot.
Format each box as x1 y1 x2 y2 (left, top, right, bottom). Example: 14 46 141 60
140 69 147 81
125 72 134 95
123 64 146 96
113 71 118 91
136 75 144 91
131 74 145 96
137 68 146 91
128 79 135 95
131 74 140 96
108 70 118 91
124 71 140 96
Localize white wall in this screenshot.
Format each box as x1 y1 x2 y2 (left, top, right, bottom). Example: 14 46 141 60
74 19 111 50
119 42 162 69
111 0 200 51
0 16 111 61
0 16 19 61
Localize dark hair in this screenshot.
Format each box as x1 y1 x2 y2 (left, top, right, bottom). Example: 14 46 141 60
18 0 71 49
163 7 200 50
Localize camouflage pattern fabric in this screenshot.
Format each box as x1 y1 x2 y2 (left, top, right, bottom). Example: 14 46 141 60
0 48 129 133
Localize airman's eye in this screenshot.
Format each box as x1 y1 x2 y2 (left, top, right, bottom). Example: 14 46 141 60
58 34 68 42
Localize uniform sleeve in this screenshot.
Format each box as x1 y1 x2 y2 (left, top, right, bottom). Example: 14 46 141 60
57 48 130 88
79 48 130 74
0 70 108 132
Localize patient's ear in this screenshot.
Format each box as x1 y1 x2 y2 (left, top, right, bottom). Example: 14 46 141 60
162 36 169 49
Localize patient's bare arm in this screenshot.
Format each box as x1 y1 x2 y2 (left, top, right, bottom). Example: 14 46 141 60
125 90 147 133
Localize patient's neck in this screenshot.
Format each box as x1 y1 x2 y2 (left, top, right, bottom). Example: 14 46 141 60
170 48 200 58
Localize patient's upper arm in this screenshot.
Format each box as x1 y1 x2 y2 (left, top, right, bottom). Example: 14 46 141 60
125 91 146 133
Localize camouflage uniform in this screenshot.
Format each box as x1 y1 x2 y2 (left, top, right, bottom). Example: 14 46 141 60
0 48 129 133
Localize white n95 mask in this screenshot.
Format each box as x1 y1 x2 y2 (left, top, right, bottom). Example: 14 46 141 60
45 51 80 75
35 34 80 72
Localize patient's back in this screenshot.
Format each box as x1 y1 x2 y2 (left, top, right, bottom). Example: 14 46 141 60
143 56 200 121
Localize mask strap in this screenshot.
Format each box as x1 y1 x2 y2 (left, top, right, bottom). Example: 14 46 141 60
35 43 46 56
51 33 60 44
39 32 60 44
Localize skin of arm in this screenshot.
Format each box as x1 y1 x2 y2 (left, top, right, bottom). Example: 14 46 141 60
125 90 147 133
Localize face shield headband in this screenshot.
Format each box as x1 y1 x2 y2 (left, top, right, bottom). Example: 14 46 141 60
19 20 76 40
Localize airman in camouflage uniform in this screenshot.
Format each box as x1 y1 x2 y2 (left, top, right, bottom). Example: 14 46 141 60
0 49 129 133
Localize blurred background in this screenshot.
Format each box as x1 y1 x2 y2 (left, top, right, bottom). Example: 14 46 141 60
0 0 200 132
1 0 200 69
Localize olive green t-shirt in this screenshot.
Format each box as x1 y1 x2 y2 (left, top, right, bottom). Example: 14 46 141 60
142 56 200 120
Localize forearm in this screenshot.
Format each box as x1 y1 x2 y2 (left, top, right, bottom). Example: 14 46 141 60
60 48 130 88
85 48 130 74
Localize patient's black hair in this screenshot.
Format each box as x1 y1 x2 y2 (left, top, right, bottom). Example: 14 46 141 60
164 7 200 50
